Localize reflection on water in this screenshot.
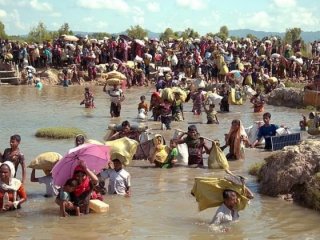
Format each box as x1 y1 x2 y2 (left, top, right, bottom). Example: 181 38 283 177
0 85 319 239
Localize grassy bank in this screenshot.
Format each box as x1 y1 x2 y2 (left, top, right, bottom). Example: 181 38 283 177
35 127 86 139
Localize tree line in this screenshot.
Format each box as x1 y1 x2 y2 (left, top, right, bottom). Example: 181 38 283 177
0 21 304 46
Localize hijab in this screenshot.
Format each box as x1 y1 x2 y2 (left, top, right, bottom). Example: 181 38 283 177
226 120 248 160
0 161 22 192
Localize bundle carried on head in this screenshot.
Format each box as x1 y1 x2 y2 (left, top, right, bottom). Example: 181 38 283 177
103 70 127 86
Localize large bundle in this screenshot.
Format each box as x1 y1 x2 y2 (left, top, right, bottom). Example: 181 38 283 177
193 79 206 89
105 137 139 166
268 77 278 84
171 87 187 102
229 88 243 105
160 88 175 102
28 152 62 170
107 123 148 132
191 177 249 211
104 70 126 86
206 91 223 105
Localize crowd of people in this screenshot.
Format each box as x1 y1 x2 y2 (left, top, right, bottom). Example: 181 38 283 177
1 33 319 232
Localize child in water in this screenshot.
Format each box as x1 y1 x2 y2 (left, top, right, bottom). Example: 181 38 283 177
203 103 219 124
161 139 178 169
80 87 95 108
137 95 148 118
56 178 80 217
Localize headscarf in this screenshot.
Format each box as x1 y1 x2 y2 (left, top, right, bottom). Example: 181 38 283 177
0 161 22 192
226 120 248 160
73 165 91 197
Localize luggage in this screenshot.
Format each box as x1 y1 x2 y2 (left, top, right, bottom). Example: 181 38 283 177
28 152 62 170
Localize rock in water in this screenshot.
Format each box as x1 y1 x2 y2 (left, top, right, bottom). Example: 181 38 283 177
258 139 320 211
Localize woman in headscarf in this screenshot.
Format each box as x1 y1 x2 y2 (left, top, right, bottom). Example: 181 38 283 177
223 120 248 160
71 161 99 214
0 161 27 212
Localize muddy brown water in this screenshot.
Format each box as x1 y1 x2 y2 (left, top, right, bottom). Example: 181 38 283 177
0 85 319 240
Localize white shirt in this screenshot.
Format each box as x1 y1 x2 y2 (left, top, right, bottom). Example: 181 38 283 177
211 203 239 225
108 89 123 104
100 169 130 195
38 175 59 197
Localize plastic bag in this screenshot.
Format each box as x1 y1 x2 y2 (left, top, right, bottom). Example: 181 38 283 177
104 137 139 166
191 177 249 211
207 142 229 170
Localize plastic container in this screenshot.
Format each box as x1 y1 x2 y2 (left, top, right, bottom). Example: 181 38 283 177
89 200 109 213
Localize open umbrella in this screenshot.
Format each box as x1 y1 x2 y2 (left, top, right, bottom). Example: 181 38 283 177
52 143 110 186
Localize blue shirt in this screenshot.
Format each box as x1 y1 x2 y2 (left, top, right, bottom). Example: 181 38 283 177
257 124 279 149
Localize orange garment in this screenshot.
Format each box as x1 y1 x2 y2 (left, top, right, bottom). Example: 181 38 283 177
138 102 148 112
226 121 247 160
0 185 27 209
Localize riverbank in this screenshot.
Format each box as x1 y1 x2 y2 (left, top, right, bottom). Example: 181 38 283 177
251 138 320 211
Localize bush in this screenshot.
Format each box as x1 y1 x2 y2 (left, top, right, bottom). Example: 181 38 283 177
248 162 265 177
35 127 86 139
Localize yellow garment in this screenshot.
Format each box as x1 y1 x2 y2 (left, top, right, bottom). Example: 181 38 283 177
207 142 229 170
229 88 243 105
28 152 62 170
125 61 135 69
245 75 253 85
191 177 249 211
105 137 139 166
153 144 170 163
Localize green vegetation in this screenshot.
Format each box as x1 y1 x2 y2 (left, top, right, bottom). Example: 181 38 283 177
283 80 305 89
35 127 86 139
127 25 147 40
248 162 265 177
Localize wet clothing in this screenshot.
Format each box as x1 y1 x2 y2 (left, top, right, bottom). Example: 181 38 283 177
185 136 205 166
211 203 239 225
161 148 178 169
100 169 130 195
257 124 279 150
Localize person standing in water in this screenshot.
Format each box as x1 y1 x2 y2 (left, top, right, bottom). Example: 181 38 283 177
1 135 26 184
103 84 125 118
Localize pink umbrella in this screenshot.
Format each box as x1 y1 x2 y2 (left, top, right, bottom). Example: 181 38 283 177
52 143 110 186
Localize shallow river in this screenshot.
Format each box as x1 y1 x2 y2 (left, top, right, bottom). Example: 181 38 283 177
0 85 319 240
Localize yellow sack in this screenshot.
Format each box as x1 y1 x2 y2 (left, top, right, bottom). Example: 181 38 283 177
125 61 135 69
160 88 175 102
268 77 278 84
237 63 244 71
105 137 139 166
245 75 253 85
207 142 229 170
106 70 126 80
105 77 122 86
191 177 249 211
28 152 62 170
172 87 187 102
228 88 243 105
